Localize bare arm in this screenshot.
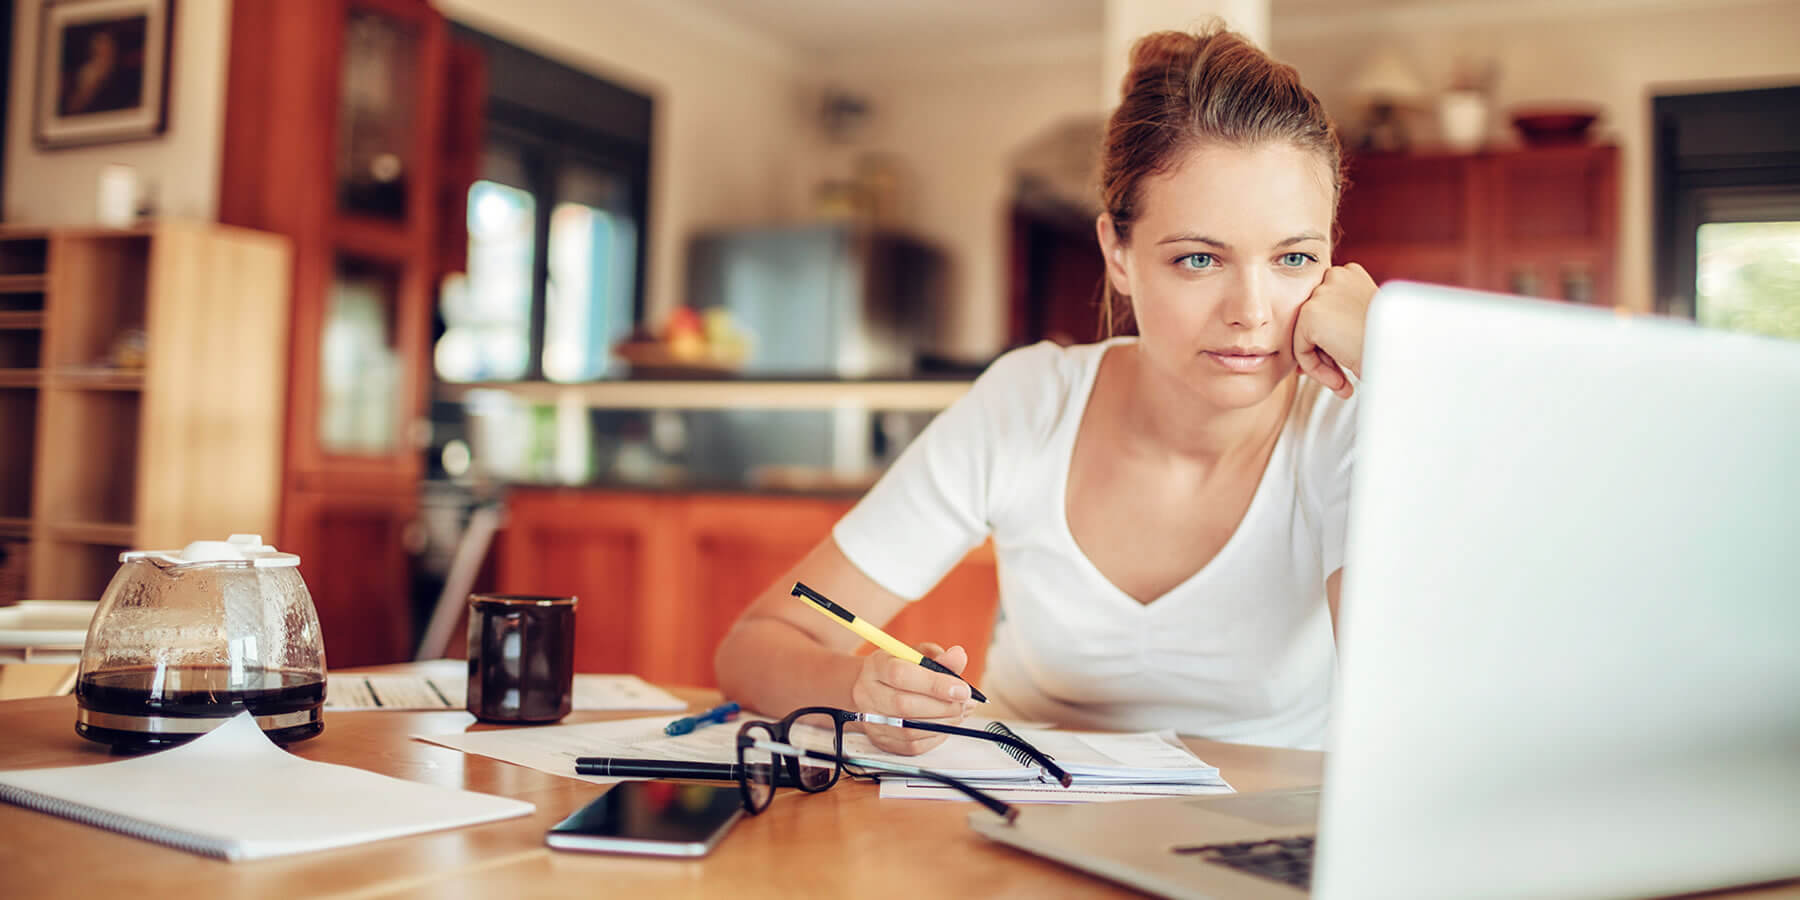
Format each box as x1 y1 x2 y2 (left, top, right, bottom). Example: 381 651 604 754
713 534 975 754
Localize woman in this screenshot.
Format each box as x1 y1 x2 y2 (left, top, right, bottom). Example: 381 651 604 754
714 25 1376 753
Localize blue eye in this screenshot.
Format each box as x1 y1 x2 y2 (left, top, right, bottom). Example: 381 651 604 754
1177 253 1216 270
1279 252 1315 268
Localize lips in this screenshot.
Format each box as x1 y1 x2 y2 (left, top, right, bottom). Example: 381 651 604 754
1203 349 1275 373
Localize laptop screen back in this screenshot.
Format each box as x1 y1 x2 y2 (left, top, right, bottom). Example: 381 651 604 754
1315 283 1800 899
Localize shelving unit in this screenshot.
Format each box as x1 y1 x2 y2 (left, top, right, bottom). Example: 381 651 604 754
0 233 47 602
0 223 293 602
1335 144 1619 304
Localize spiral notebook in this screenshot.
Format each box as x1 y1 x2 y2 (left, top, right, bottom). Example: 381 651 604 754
0 713 534 861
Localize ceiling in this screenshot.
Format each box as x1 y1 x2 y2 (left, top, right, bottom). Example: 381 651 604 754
673 0 1722 55
675 0 1103 55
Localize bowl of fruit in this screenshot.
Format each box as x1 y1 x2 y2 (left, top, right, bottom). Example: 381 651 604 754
613 306 752 378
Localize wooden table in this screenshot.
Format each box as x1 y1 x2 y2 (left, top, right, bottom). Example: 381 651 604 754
0 676 1794 899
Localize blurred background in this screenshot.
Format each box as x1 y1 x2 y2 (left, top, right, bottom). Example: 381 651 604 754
0 0 1794 685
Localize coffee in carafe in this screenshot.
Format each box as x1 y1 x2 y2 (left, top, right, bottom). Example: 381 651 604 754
74 535 327 751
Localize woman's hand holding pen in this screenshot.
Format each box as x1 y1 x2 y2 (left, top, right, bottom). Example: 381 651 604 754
851 642 977 756
1292 262 1377 399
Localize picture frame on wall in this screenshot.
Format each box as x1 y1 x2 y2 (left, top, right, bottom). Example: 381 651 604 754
34 0 173 149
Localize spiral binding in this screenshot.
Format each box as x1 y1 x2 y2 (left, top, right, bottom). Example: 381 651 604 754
984 721 1039 768
0 784 234 860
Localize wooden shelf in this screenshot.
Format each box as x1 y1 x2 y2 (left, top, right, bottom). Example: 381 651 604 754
50 521 135 545
0 517 29 538
0 276 46 293
0 370 41 388
443 378 973 412
331 216 415 262
48 369 144 391
16 224 289 602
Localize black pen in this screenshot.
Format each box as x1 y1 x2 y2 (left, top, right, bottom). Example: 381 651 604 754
573 757 811 786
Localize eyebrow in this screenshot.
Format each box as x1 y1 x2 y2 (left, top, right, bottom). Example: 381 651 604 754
1155 231 1328 250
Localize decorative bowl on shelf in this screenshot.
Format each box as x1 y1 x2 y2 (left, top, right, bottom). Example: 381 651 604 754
612 340 746 379
1510 107 1600 146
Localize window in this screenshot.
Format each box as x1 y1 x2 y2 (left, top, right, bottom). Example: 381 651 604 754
1696 220 1800 341
1654 86 1800 340
436 178 535 382
544 165 639 381
436 24 652 383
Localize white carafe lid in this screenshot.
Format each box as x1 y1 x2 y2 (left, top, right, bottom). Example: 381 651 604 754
119 533 301 568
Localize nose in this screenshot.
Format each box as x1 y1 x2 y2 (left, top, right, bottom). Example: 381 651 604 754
1220 267 1272 329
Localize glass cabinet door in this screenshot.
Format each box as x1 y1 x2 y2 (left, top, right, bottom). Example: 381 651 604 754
319 256 404 455
337 9 422 220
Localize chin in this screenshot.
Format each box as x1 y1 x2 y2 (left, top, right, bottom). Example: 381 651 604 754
1183 365 1293 410
1197 378 1279 409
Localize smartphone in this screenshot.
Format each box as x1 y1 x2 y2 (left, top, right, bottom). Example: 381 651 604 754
546 781 744 857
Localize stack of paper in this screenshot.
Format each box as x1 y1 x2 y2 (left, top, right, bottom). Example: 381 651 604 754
416 714 1232 803
838 726 1234 803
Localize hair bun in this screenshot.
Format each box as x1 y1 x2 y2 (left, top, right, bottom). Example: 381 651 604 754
1126 30 1202 78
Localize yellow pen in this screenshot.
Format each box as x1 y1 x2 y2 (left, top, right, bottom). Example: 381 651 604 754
791 581 987 703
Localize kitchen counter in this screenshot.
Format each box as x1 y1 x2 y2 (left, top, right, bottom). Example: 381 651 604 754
439 375 973 411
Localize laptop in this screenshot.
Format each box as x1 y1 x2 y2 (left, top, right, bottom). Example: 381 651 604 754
970 281 1800 899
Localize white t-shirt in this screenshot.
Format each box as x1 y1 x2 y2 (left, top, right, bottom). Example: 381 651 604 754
832 338 1356 749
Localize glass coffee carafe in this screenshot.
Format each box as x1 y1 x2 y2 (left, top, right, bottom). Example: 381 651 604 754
74 534 327 751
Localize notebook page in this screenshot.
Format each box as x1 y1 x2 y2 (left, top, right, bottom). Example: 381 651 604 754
0 713 533 861
879 779 1235 803
326 673 685 712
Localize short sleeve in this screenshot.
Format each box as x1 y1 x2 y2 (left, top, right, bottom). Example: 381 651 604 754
832 342 1066 600
1296 379 1359 577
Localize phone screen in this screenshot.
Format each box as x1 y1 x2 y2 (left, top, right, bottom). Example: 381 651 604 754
546 781 745 857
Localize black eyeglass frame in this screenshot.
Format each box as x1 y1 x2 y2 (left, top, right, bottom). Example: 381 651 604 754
734 720 1018 822
752 705 1073 789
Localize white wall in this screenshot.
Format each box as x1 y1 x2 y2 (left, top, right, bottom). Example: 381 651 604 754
815 43 1103 362
1273 0 1800 312
435 0 808 327
4 0 232 224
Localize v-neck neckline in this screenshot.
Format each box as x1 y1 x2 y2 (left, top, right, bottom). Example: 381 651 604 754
1054 341 1293 612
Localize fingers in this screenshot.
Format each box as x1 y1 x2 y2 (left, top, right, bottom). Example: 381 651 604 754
927 643 970 677
1294 329 1348 394
1304 347 1352 399
851 649 973 723
881 652 971 702
864 727 951 756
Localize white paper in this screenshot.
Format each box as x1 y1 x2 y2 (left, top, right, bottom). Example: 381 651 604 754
414 714 1230 803
413 714 746 785
835 725 1224 785
325 672 685 712
0 713 533 861
879 779 1236 803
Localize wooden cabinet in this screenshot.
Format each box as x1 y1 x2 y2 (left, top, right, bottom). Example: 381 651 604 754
0 224 290 602
1336 145 1618 304
499 490 1000 687
220 0 475 665
282 487 416 667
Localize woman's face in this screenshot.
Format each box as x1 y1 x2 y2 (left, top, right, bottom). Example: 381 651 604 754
1099 141 1335 410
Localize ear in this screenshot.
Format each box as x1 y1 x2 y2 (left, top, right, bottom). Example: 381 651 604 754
1095 214 1132 298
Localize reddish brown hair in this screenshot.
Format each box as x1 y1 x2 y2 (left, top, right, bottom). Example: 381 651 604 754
1098 25 1344 336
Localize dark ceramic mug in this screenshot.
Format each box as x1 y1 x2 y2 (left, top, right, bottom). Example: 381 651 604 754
466 593 577 723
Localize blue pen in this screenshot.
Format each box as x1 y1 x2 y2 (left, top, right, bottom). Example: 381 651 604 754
664 702 741 736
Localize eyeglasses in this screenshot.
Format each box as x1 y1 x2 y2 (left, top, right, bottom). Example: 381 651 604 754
730 706 1072 817
734 718 1017 822
746 706 1070 789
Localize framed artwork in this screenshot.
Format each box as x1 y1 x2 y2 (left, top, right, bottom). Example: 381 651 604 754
34 0 173 149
